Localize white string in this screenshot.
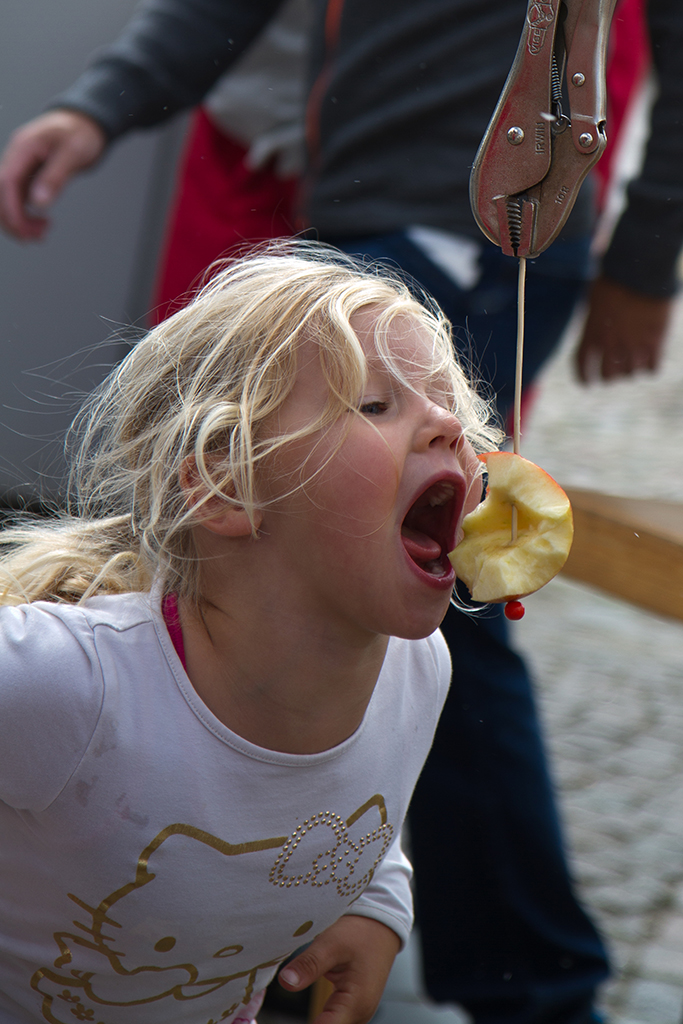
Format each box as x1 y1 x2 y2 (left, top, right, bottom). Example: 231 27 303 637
513 255 526 455
511 256 526 542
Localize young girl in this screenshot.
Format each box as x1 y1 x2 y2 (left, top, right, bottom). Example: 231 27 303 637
0 242 500 1024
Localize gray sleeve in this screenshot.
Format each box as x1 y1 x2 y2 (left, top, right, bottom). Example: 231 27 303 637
601 0 683 296
0 604 103 811
49 0 285 140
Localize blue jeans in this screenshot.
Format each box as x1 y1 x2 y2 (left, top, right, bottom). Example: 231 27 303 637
329 232 610 1024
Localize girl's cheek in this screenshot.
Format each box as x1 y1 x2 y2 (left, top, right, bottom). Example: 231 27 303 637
463 473 484 518
460 444 485 516
322 456 399 525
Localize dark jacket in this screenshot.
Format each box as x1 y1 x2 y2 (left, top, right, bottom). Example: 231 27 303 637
53 0 683 294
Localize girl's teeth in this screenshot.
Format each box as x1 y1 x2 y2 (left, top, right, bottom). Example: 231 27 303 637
424 560 446 576
427 485 454 507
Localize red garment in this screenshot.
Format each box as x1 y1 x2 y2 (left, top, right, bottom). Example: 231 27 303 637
596 0 650 205
151 108 298 324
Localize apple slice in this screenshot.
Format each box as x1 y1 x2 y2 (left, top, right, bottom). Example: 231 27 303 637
449 451 573 603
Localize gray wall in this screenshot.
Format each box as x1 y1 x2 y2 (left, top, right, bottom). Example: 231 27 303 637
0 0 186 505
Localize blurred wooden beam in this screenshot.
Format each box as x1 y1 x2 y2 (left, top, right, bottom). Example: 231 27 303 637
309 979 335 1021
562 488 683 621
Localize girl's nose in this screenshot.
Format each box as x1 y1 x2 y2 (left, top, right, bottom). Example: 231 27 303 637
423 402 464 450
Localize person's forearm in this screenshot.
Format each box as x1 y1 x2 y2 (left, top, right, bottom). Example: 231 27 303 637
602 0 683 296
48 0 285 140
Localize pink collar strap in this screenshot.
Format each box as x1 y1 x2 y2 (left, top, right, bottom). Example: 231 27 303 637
161 592 187 669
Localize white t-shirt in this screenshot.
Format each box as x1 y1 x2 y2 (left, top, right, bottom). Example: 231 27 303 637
0 591 450 1024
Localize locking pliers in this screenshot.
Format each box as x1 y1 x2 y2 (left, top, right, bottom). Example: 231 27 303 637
469 0 617 258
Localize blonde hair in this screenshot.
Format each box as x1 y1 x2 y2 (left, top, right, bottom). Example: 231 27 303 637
0 241 502 606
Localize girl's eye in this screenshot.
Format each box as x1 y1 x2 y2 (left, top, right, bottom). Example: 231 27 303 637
359 400 389 416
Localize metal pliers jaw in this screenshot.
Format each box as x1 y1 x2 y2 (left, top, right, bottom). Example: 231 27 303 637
470 0 617 259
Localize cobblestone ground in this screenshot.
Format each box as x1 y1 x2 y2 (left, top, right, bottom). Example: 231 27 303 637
512 296 683 1024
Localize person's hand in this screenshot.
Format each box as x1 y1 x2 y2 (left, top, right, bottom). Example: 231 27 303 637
0 109 107 240
278 914 401 1023
575 275 673 383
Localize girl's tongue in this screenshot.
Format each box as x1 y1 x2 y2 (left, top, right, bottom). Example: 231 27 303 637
401 525 442 564
401 480 456 574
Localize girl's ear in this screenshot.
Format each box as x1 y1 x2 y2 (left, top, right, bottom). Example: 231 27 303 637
179 457 262 537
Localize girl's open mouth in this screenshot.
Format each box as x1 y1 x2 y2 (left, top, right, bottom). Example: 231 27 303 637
401 480 459 579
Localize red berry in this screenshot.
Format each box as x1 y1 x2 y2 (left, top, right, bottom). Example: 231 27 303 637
505 600 525 620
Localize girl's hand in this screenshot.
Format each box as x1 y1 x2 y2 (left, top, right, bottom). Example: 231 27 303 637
278 914 401 1023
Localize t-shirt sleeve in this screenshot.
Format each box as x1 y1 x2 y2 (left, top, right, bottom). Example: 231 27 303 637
0 603 103 811
343 834 414 948
49 0 286 140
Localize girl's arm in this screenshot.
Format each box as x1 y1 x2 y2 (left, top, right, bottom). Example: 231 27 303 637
278 914 401 1024
278 833 413 1022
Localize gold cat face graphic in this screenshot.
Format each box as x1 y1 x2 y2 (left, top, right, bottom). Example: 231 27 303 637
30 796 392 1024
